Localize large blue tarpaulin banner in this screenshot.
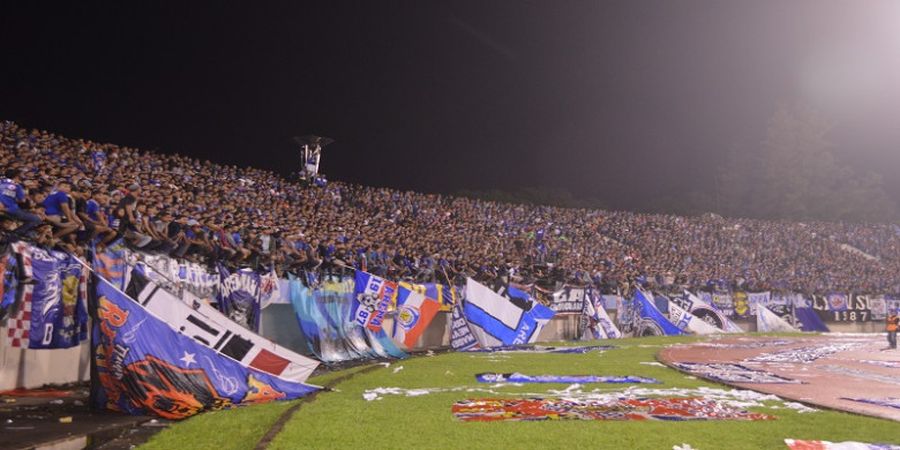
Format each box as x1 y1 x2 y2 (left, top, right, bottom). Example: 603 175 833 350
94 276 318 419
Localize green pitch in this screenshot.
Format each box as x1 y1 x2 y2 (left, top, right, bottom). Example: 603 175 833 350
141 336 900 450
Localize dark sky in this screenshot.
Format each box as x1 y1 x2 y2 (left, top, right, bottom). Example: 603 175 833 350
2 1 899 210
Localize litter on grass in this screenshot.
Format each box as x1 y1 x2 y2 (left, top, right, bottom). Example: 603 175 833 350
475 373 660 384
785 438 900 450
361 384 818 414
452 397 774 422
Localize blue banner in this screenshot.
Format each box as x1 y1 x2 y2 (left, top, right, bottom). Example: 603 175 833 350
92 240 128 290
794 307 829 332
94 276 318 419
475 372 660 384
217 265 261 332
290 277 405 362
634 289 684 336
449 300 480 351
463 278 556 347
27 248 88 349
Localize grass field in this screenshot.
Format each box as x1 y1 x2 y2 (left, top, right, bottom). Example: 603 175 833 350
141 335 900 450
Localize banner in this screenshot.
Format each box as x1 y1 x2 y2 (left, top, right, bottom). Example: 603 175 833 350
137 252 217 299
463 278 555 347
25 246 88 349
217 265 262 332
449 300 480 351
732 292 750 319
746 292 771 316
129 268 319 382
290 277 404 362
826 294 849 311
92 240 128 290
549 287 586 314
580 288 621 339
392 285 440 349
5 242 33 347
352 271 396 332
711 293 735 317
794 307 829 332
867 296 887 321
0 248 20 320
678 291 742 333
93 276 318 419
666 298 721 335
756 305 797 332
812 294 871 322
633 289 684 336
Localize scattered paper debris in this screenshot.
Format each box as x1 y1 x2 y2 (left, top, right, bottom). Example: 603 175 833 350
393 366 404 374
640 362 666 367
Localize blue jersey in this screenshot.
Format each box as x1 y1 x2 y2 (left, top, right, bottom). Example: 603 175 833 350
0 178 25 212
42 191 70 216
85 199 101 222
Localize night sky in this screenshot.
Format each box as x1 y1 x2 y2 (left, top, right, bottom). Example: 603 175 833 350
3 1 899 210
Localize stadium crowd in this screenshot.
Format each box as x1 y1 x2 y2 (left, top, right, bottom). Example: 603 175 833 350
1 120 899 296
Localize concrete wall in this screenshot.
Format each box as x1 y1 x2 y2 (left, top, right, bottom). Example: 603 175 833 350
0 331 91 390
1 308 887 390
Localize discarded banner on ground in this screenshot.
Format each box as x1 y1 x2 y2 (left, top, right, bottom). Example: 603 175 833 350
469 345 613 354
841 397 900 411
463 278 555 347
352 271 396 332
128 267 319 382
748 343 860 364
93 275 319 420
785 439 900 450
671 362 802 384
392 284 440 349
633 289 684 336
452 397 774 422
475 373 659 384
217 265 262 332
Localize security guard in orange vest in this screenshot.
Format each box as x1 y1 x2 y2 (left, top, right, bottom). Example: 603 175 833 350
887 310 899 350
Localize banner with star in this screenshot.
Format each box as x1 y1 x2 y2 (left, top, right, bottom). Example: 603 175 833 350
93 273 319 419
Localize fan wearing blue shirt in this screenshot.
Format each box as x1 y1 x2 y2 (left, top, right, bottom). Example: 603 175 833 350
0 169 42 235
42 180 82 238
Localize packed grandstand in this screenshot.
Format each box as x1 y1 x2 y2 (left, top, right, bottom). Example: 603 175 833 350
2 119 900 297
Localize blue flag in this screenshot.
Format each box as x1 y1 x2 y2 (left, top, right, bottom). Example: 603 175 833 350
634 289 684 336
794 307 829 332
463 278 556 347
94 276 318 419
